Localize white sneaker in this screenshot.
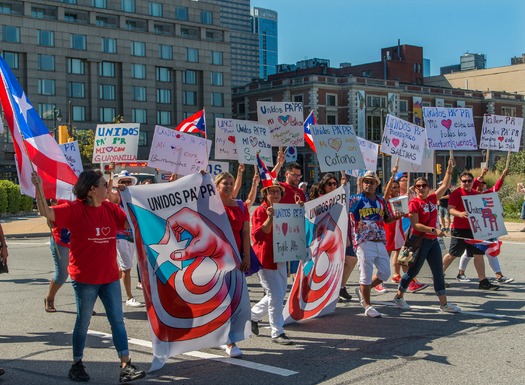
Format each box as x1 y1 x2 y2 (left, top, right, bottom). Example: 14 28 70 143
364 306 382 318
136 282 143 290
225 345 243 358
354 288 364 308
125 297 143 307
440 303 461 313
393 295 411 310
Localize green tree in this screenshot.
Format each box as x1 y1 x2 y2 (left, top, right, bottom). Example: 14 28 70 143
75 128 95 169
495 151 525 174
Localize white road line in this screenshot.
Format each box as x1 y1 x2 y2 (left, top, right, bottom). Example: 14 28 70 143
88 330 298 377
373 301 507 319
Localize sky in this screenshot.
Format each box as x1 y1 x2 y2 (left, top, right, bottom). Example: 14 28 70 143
250 0 525 76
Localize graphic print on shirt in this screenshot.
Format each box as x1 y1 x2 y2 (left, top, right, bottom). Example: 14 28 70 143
349 193 387 246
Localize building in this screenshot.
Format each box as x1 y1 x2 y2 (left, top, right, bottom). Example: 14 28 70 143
440 52 487 74
0 0 233 179
511 54 525 65
251 7 278 80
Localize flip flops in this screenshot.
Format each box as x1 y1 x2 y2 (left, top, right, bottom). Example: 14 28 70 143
44 298 56 313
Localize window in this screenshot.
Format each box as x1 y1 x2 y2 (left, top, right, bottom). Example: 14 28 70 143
326 115 337 124
121 0 135 12
38 103 54 120
183 91 197 106
100 107 116 122
67 58 85 74
175 6 188 20
367 95 386 108
72 105 86 121
92 0 107 8
293 94 303 103
211 92 223 107
149 2 162 17
501 107 516 117
187 48 199 63
201 11 212 25
62 0 77 4
156 89 171 104
38 79 55 96
31 7 45 18
183 70 197 84
211 72 223 86
2 25 20 43
133 109 147 124
366 115 382 141
0 3 13 14
64 12 80 23
37 54 55 71
326 94 337 106
211 51 223 65
69 82 85 98
70 34 87 50
399 100 408 112
131 41 146 57
37 30 54 46
159 44 172 60
2 51 19 69
138 130 148 145
101 37 116 53
157 111 171 125
131 64 146 79
132 86 147 101
155 67 171 82
237 102 245 115
99 61 115 77
99 84 116 100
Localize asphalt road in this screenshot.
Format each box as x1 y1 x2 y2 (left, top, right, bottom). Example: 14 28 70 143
1 237 524 385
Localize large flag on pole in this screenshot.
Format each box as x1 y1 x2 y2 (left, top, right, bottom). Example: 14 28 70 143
0 57 77 199
256 152 276 189
175 109 206 136
304 110 317 152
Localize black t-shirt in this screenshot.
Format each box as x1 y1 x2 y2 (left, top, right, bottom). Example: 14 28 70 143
439 188 451 207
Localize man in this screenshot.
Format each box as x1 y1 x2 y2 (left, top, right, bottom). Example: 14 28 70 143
349 171 403 317
279 162 307 204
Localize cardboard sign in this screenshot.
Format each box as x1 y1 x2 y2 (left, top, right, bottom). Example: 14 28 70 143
59 141 83 176
93 123 140 163
462 192 507 239
256 101 304 147
349 136 378 177
381 114 427 165
272 203 307 263
207 160 229 177
231 119 273 166
147 125 210 175
310 125 365 172
479 114 524 152
423 107 477 150
214 118 237 160
392 143 434 173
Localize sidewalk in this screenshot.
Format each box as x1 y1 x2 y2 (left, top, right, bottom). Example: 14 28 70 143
2 213 525 242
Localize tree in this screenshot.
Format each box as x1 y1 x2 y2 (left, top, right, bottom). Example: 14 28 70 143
75 128 95 169
495 151 525 174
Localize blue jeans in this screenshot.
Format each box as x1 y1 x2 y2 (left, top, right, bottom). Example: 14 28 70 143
521 200 525 220
50 237 69 285
399 238 446 296
71 280 129 361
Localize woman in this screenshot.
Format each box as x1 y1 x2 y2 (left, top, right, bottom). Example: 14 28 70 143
31 170 146 383
214 171 252 357
392 159 461 313
250 180 293 345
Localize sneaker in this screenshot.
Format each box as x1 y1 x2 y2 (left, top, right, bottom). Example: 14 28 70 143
354 288 364 308
478 278 499 290
391 274 401 283
339 287 352 301
374 284 388 293
68 360 90 382
408 279 429 293
125 297 143 307
251 320 259 336
120 361 146 383
272 333 293 345
364 306 382 318
136 282 143 290
393 295 411 310
225 344 243 358
440 303 462 313
456 274 471 282
491 276 514 284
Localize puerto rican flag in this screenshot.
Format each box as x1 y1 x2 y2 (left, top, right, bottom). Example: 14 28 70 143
256 152 276 189
175 109 206 136
304 110 317 152
464 239 502 257
482 197 494 208
0 57 77 199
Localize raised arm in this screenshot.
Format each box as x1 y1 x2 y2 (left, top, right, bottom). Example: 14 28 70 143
435 158 455 200
231 163 245 199
245 171 260 209
31 172 56 222
271 148 285 175
383 163 399 201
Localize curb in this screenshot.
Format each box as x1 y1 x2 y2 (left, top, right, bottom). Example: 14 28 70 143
7 233 50 239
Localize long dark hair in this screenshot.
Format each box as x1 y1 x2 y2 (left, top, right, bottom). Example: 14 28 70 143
318 173 338 195
73 170 104 201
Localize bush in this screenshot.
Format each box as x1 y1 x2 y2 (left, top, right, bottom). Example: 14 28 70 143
0 184 7 213
20 194 34 212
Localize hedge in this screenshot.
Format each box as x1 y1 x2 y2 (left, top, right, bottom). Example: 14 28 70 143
0 180 35 215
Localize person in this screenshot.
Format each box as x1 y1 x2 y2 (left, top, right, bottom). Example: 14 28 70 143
393 159 461 313
442 169 506 290
308 183 320 201
169 173 178 182
0 222 7 273
250 180 293 344
518 182 525 232
438 182 452 232
31 170 146 383
349 171 403 318
298 181 308 195
231 163 261 209
214 171 253 357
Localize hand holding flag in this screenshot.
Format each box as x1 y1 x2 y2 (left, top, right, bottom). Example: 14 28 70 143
304 111 317 152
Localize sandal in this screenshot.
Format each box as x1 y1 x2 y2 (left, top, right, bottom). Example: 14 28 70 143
44 298 56 313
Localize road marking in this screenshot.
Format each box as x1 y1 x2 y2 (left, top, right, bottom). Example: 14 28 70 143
373 301 507 319
88 330 298 377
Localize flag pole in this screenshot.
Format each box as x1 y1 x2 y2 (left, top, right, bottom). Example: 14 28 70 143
505 150 511 169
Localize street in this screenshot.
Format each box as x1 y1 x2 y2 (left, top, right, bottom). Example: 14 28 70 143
1 237 525 384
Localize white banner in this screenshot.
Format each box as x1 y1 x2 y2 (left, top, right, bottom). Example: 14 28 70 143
462 192 507 239
93 123 140 163
256 101 304 147
214 118 237 160
232 119 273 166
349 136 379 177
272 203 306 263
479 114 524 152
381 114 427 165
423 107 477 150
59 141 83 176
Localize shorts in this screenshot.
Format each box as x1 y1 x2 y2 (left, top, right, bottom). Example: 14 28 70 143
345 244 356 257
439 206 450 219
117 239 135 270
356 241 390 285
448 228 480 258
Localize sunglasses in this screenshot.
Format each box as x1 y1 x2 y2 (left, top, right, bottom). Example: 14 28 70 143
415 184 428 189
461 179 473 183
326 181 338 186
363 179 376 185
119 180 133 185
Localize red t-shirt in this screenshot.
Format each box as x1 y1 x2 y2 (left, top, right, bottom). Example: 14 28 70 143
280 182 306 204
448 188 479 229
224 201 249 252
251 202 277 270
53 200 127 284
409 193 439 239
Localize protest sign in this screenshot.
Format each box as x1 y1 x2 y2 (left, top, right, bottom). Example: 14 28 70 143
147 125 210 175
479 114 524 152
272 203 306 263
93 123 140 163
256 101 304 147
349 136 378 177
423 107 477 150
214 118 237 160
462 192 507 239
392 143 434 173
206 160 229 177
381 114 426 166
232 119 273 166
310 125 365 172
59 141 83 176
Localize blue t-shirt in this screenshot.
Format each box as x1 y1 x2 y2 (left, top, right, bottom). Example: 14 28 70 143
348 193 389 246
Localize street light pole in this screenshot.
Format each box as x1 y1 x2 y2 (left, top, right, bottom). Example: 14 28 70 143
52 106 62 141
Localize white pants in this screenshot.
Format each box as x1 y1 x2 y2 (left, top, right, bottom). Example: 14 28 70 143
251 263 287 338
117 239 135 271
356 241 390 285
459 251 501 273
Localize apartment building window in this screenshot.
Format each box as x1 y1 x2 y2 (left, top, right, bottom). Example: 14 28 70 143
326 94 337 106
211 72 223 86
92 0 107 8
201 11 213 25
131 64 146 79
70 34 87 50
211 92 223 107
121 0 135 13
183 91 197 106
366 116 382 142
293 94 303 103
132 86 147 101
211 51 223 65
326 115 337 124
156 89 171 104
37 30 54 46
62 0 77 4
99 61 115 77
2 51 19 69
399 100 408 112
100 107 116 122
37 54 55 71
131 41 146 57
101 37 116 53
133 109 147 124
138 131 148 145
175 7 188 21
99 84 116 100
2 25 19 43
501 107 516 117
68 82 85 98
187 48 199 63
38 103 54 120
183 70 197 84
237 102 245 115
149 2 162 17
367 95 386 108
157 111 171 125
159 44 173 60
67 58 85 74
155 67 171 82
31 7 45 18
72 106 86 121
38 79 55 96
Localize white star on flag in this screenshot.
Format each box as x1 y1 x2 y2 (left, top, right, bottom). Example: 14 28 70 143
13 91 32 121
149 223 189 274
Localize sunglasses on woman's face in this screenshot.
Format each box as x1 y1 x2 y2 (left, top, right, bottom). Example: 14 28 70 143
415 184 428 189
326 181 338 186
